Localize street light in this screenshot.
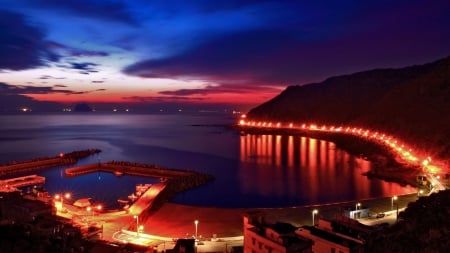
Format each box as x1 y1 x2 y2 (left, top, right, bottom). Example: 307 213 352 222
96 204 102 215
418 189 424 196
396 199 399 223
194 220 199 240
356 202 361 211
134 215 139 238
391 196 397 211
312 209 318 226
54 192 71 212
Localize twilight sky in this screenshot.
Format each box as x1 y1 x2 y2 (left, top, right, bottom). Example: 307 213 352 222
1 0 449 112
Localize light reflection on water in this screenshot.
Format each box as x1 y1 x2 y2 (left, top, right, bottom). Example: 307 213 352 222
0 114 416 208
238 134 415 207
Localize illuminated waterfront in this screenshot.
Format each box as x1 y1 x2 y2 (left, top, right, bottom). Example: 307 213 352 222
0 113 415 208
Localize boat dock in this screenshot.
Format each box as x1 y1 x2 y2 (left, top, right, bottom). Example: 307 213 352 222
0 174 45 192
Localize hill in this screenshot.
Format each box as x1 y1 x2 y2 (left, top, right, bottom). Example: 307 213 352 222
247 56 450 161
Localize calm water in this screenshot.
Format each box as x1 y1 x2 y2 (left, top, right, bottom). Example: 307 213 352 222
0 113 415 208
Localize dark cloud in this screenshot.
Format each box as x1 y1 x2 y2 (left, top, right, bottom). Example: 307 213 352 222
57 62 99 74
1 82 72 95
123 96 205 103
70 62 98 71
45 41 109 57
91 80 104 83
0 82 105 96
0 10 60 70
123 29 324 84
124 0 450 85
31 0 136 25
158 83 280 96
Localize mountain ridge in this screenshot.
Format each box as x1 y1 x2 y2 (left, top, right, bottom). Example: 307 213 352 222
247 56 450 161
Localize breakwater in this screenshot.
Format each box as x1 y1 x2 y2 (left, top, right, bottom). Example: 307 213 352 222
0 149 101 177
65 161 208 179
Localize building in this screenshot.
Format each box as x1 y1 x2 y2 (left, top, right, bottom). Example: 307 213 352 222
343 206 370 219
0 191 55 222
166 239 195 253
296 218 366 253
243 212 312 253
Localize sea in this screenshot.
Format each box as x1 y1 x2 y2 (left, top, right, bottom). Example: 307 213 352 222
0 112 416 209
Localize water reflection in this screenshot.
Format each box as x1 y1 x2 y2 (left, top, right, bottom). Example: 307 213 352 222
239 134 415 205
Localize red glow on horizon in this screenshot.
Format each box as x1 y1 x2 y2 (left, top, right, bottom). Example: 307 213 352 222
26 88 279 106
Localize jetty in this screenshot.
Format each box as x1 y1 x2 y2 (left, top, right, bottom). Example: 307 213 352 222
0 149 100 176
65 162 201 179
0 174 45 192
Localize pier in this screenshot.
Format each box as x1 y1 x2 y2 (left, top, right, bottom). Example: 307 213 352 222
65 162 203 179
0 174 45 192
0 149 100 177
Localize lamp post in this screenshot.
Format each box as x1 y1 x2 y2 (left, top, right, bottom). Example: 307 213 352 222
396 199 399 223
134 215 139 238
96 204 102 216
356 202 361 211
391 196 397 211
312 209 318 226
194 220 199 240
54 192 71 213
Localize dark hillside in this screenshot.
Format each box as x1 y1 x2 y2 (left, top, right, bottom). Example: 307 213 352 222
247 56 450 160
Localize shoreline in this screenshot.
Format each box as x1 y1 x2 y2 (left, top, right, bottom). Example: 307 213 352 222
142 192 421 239
234 125 423 187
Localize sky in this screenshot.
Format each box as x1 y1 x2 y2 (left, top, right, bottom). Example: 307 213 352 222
1 0 449 112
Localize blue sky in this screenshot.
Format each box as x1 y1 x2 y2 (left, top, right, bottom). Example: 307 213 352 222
1 0 449 111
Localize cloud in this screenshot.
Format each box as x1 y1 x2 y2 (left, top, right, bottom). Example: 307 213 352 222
123 96 205 103
123 1 450 86
0 10 60 70
57 61 100 74
0 82 106 96
30 0 137 25
39 75 66 80
123 29 316 84
45 41 109 57
1 82 72 95
158 83 280 96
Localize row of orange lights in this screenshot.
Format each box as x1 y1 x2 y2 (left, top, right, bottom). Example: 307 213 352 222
239 117 442 174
